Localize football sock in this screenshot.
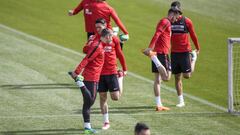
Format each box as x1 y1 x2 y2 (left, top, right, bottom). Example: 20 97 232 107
84 122 91 129
178 95 184 103
76 80 85 87
103 113 109 123
155 96 162 107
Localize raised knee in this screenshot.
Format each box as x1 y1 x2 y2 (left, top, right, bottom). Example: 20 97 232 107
111 96 119 101
183 74 191 79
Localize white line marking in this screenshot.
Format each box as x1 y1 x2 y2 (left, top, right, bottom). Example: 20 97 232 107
0 24 227 112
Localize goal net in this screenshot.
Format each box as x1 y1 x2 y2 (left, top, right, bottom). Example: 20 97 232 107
228 38 240 114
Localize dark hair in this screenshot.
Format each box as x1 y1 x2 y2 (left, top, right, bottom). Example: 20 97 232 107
170 1 182 15
135 123 149 134
171 1 181 8
95 18 106 25
100 28 111 37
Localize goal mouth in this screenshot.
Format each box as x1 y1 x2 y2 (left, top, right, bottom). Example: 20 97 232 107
228 38 240 114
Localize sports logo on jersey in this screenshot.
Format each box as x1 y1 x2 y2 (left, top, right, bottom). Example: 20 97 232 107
104 46 112 52
85 9 92 15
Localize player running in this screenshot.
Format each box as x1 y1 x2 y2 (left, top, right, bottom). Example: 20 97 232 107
170 1 200 107
68 29 111 134
142 8 179 111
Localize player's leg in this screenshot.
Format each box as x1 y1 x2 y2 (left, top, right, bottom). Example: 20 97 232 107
98 75 110 130
182 52 192 79
143 49 168 80
190 50 198 72
80 81 98 134
159 54 172 81
117 70 124 96
151 58 170 111
174 73 185 107
171 53 185 107
99 92 110 130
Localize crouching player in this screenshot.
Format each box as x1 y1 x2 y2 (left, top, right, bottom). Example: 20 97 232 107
142 8 179 111
93 18 127 130
68 29 112 134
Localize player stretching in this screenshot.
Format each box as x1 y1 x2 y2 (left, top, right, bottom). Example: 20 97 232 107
68 29 111 134
92 18 127 130
170 1 200 107
143 8 179 111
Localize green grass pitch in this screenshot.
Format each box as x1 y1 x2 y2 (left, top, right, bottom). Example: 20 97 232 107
0 0 240 134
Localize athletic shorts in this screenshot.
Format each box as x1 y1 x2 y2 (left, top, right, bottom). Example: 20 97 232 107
171 52 191 74
152 54 171 73
98 74 120 93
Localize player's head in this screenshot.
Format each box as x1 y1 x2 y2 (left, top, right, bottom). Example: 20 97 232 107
95 18 107 35
168 7 180 23
100 28 113 44
134 123 151 135
170 1 182 15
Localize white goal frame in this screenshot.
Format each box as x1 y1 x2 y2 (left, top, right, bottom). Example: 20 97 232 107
228 38 240 114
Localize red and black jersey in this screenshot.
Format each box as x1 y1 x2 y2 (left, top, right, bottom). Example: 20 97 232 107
171 16 200 53
148 18 171 54
101 36 127 75
90 1 128 34
74 39 104 82
72 0 94 33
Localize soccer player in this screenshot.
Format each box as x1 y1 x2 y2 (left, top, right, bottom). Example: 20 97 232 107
68 0 95 39
134 123 151 135
90 0 129 48
68 29 112 134
142 8 179 111
170 1 200 107
93 18 127 130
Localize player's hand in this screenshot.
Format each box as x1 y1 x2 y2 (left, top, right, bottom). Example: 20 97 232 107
123 71 127 76
68 71 78 80
68 10 74 16
119 34 129 42
196 49 200 55
142 48 153 56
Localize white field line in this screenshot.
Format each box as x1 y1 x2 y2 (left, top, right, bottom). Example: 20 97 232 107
0 24 227 112
0 112 225 119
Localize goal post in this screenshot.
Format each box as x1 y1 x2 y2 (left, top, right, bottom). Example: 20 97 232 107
228 38 240 114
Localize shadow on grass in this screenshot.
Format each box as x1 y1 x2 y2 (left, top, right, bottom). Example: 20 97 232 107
0 83 78 90
0 128 83 135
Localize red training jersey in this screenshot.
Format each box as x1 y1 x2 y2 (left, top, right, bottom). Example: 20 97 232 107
72 0 95 33
171 16 200 53
148 18 171 54
74 39 104 82
101 36 127 75
90 1 128 34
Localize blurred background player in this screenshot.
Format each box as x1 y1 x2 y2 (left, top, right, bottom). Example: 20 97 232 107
134 122 151 135
68 29 111 134
94 18 127 130
90 0 129 49
142 8 179 111
68 0 95 39
69 0 129 48
170 1 200 107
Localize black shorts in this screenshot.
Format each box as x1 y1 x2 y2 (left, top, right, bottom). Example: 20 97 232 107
98 74 120 93
152 54 171 73
171 52 191 74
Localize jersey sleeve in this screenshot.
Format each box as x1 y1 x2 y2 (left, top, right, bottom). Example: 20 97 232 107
148 19 170 48
74 41 102 74
186 18 200 50
114 37 127 71
72 0 84 15
110 7 129 35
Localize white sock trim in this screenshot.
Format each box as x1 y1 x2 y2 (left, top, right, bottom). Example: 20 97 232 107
155 96 162 107
84 122 91 129
103 113 109 123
